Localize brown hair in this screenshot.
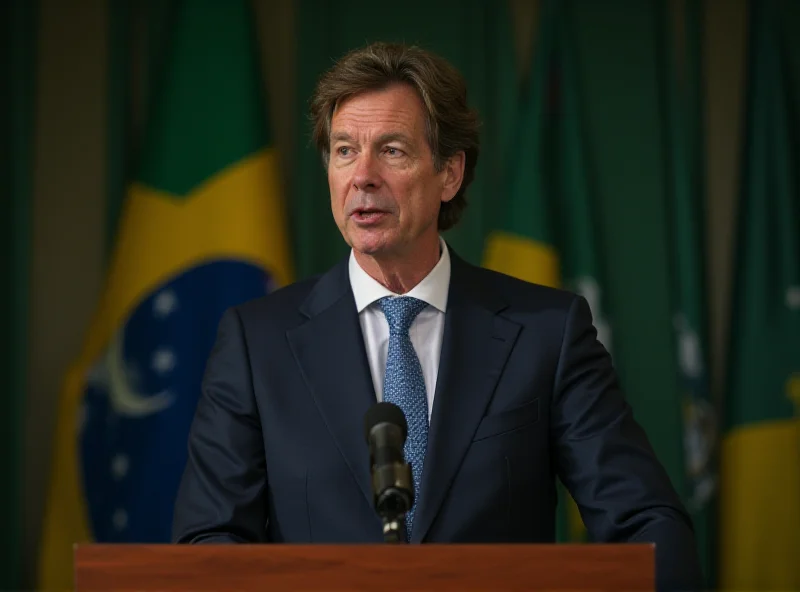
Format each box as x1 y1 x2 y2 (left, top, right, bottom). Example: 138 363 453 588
309 42 480 231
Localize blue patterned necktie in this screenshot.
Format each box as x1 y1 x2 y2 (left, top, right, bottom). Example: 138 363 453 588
379 296 429 540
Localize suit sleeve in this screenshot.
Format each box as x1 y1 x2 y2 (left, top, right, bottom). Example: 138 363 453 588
552 295 704 592
172 307 268 543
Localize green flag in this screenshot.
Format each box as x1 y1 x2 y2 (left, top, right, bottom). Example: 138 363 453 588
719 0 800 589
483 0 560 288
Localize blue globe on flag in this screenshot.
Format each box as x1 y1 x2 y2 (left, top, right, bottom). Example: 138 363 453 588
78 259 270 542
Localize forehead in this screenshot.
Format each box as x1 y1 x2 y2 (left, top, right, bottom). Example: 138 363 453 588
330 83 426 138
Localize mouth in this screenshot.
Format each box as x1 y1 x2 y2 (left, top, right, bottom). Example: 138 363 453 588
351 208 389 223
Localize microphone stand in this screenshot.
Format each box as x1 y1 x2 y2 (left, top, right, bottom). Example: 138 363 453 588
372 462 414 544
381 516 405 543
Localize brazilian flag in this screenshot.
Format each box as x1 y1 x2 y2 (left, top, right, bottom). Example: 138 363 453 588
37 1 292 588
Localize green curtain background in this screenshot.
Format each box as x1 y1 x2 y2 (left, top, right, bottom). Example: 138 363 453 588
0 0 35 589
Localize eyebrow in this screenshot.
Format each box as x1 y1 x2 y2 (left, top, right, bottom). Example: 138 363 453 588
329 131 414 146
375 132 413 145
330 131 355 144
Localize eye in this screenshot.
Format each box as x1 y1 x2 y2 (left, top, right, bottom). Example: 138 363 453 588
383 146 404 157
337 146 351 156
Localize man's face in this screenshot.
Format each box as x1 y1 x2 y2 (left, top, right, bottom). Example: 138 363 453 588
327 83 461 259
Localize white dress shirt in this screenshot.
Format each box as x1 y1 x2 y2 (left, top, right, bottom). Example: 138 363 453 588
348 238 450 419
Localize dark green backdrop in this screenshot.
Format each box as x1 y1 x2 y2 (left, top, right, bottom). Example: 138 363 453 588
1 0 35 588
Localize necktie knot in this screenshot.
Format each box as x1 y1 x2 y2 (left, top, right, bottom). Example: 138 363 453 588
379 296 427 334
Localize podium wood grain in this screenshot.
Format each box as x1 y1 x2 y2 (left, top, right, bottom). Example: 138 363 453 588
74 543 655 591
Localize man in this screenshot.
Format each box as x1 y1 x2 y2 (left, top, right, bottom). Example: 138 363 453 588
172 42 703 591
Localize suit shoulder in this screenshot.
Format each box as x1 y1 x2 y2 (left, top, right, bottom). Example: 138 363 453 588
470 265 579 311
231 274 321 326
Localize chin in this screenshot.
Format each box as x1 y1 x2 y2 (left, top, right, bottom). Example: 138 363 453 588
353 241 390 257
349 231 396 257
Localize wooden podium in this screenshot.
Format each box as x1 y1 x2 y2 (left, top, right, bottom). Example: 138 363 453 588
74 543 655 591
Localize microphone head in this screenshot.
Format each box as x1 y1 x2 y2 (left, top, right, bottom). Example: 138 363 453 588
364 402 408 443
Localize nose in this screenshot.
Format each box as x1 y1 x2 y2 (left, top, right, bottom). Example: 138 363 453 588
352 152 382 192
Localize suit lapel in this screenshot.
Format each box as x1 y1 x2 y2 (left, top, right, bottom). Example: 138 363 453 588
411 254 521 542
286 258 377 510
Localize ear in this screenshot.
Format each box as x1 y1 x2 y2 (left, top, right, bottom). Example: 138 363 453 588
440 151 466 203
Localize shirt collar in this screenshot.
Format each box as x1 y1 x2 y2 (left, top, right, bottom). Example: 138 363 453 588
349 237 450 313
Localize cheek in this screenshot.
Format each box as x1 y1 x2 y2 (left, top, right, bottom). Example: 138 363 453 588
410 180 445 218
389 175 424 209
328 173 348 208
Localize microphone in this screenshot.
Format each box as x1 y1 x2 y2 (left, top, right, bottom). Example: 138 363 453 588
363 402 414 543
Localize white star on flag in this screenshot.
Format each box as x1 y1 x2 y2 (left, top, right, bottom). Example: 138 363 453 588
151 348 176 374
153 290 179 318
111 454 129 480
112 509 128 531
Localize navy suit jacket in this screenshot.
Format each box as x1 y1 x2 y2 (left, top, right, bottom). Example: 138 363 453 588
172 249 703 591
